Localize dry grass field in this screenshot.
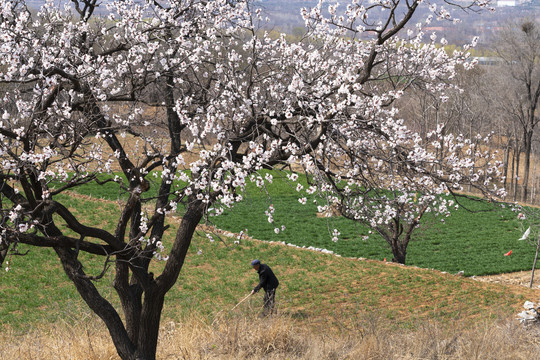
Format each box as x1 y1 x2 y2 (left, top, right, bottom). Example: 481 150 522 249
3 309 540 360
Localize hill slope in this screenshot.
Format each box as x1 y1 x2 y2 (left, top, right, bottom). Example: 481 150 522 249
1 192 539 333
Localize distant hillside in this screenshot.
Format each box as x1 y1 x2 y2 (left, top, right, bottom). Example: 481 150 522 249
25 0 538 46
256 0 539 46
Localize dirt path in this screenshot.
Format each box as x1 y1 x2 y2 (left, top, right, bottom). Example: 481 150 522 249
474 270 540 289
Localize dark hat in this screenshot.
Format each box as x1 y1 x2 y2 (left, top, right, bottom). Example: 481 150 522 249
251 259 260 266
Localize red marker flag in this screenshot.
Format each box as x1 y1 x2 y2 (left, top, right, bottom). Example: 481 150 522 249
504 250 512 256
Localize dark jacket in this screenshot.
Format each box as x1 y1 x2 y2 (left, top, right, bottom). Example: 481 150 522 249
253 263 279 293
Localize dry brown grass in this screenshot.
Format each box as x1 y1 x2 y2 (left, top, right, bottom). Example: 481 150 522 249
4 311 540 360
1 320 118 360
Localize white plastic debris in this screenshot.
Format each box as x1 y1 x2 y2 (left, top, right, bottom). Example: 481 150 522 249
519 227 531 241
524 301 536 310
518 301 540 324
518 311 538 321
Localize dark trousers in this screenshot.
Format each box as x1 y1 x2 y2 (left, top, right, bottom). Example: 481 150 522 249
262 288 276 317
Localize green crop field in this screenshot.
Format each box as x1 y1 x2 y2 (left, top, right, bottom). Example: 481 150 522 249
57 170 533 276
1 183 539 337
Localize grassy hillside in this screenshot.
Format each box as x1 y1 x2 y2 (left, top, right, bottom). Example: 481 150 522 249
1 192 538 334
3 192 540 359
55 170 532 276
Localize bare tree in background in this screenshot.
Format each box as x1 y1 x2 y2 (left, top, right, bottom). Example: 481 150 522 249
494 19 540 202
400 66 493 192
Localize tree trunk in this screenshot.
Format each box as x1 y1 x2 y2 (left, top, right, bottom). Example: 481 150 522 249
502 141 511 190
134 289 165 360
56 247 138 359
522 131 533 202
0 242 8 267
129 200 205 360
53 196 205 360
510 145 515 195
115 201 145 346
514 143 521 202
390 240 407 264
531 159 537 203
389 228 408 265
114 261 143 349
468 139 478 193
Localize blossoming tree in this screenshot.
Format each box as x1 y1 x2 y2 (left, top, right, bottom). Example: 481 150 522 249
0 0 502 359
280 2 505 264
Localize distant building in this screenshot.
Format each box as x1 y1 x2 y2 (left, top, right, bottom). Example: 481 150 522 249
498 0 517 6
474 57 504 66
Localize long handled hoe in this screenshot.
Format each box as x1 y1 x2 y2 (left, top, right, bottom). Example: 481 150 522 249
230 292 253 311
212 292 253 327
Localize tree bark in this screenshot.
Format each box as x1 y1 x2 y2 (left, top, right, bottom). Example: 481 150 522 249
510 145 515 195
55 246 137 359
134 289 165 360
502 140 511 191
125 200 205 360
391 241 407 264
514 143 521 202
0 242 8 267
522 130 533 202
